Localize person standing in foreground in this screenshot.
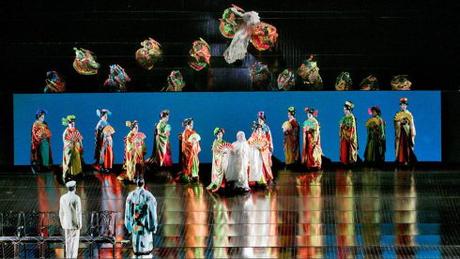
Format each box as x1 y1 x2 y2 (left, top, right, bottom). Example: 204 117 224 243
125 178 158 257
59 180 82 259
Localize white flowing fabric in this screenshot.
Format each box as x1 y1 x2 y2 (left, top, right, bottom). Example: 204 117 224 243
226 131 250 189
223 11 260 64
248 145 264 182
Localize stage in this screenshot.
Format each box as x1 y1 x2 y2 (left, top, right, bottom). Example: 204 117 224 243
0 167 459 258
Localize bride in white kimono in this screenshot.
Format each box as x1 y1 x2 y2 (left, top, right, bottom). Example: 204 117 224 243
226 131 250 191
223 8 260 64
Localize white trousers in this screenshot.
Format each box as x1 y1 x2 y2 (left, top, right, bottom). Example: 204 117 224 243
64 229 80 258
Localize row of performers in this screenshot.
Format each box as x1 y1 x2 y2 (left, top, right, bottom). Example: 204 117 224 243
31 97 416 183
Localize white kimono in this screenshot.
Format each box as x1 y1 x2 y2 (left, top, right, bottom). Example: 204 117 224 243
226 139 250 190
59 191 82 259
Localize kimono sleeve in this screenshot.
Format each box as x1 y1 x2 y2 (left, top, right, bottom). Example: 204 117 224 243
124 194 133 233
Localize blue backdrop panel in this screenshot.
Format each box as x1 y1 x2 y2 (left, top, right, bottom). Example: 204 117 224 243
14 91 441 165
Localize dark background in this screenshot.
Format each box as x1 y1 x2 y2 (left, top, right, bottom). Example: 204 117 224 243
1 1 459 167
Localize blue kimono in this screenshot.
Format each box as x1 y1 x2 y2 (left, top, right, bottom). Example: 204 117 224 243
124 187 158 254
94 120 109 164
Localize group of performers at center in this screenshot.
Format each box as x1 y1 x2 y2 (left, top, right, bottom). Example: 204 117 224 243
31 97 417 189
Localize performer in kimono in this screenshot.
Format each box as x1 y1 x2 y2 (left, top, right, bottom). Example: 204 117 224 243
226 131 250 192
31 109 52 172
394 98 417 166
59 180 82 259
257 111 273 155
364 106 386 165
302 107 323 170
119 121 146 182
339 101 358 165
148 110 172 168
282 107 300 166
206 128 232 192
93 109 114 172
62 115 84 182
180 118 201 182
248 122 273 186
124 178 158 256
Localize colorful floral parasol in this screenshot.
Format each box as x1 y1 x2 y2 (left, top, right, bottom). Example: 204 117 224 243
72 47 100 75
162 70 185 91
44 71 66 93
335 72 353 91
188 38 211 71
251 22 278 51
360 75 379 90
219 5 245 38
103 64 131 92
135 37 162 70
391 75 412 90
277 69 296 91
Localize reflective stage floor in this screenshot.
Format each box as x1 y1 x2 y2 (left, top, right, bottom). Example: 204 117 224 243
0 167 459 258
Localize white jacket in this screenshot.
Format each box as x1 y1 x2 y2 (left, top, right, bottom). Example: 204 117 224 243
59 191 82 230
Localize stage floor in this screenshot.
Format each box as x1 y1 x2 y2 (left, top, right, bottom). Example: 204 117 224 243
1 167 460 258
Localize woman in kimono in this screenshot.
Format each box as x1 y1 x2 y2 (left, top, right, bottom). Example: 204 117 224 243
394 98 417 166
248 122 273 187
62 115 83 182
124 178 158 256
180 118 201 182
120 121 146 182
226 131 250 192
149 110 172 167
339 101 358 165
31 109 53 172
364 106 386 165
257 111 273 160
206 128 232 192
282 107 300 166
302 107 323 170
93 109 114 173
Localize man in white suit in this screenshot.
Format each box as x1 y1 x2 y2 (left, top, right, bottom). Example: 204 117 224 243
59 180 82 258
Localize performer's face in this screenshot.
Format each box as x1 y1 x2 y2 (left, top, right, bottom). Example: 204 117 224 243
101 114 108 121
217 132 223 140
188 121 194 129
163 115 169 122
237 133 245 142
343 107 350 115
68 122 75 129
38 114 45 122
288 112 293 119
400 104 407 111
258 118 264 125
307 113 313 119
132 125 138 133
371 110 377 117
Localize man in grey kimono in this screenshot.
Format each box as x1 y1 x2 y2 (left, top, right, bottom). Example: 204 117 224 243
124 178 158 256
59 180 82 258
